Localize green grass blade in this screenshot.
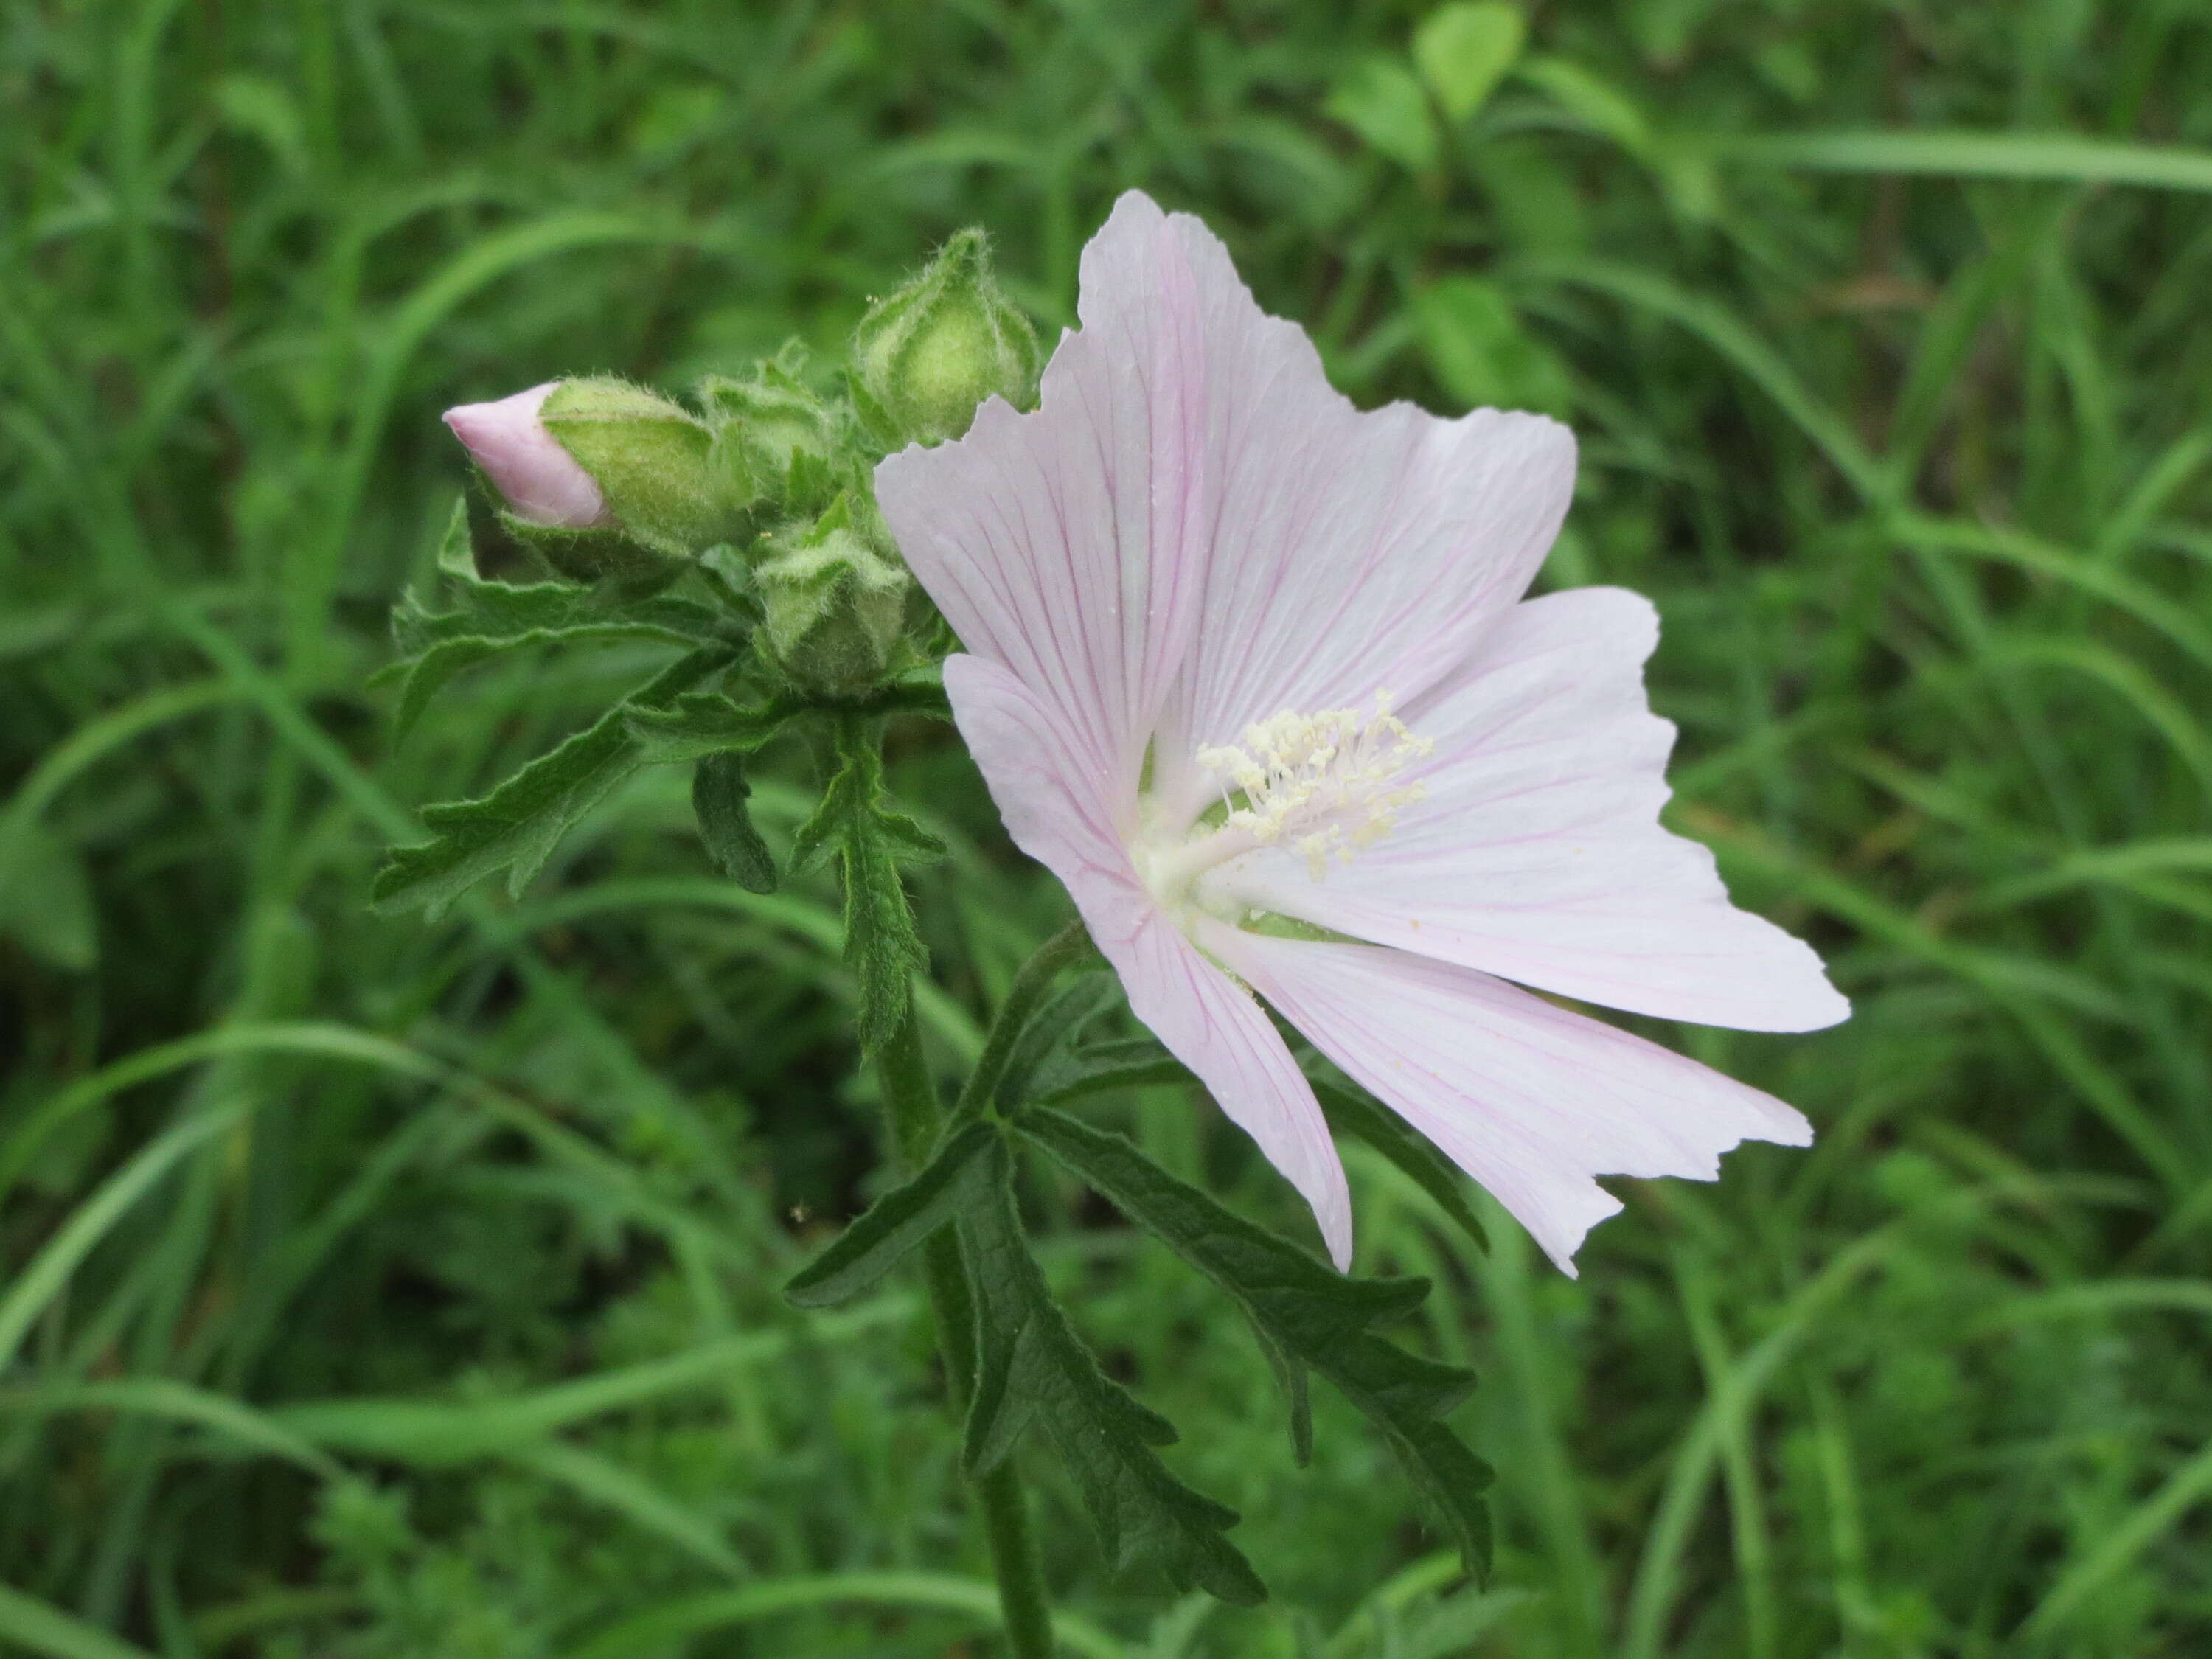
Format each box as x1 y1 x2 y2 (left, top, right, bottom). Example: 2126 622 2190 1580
1723 129 2212 192
0 1585 161 1659
552 1573 1131 1659
0 1104 243 1371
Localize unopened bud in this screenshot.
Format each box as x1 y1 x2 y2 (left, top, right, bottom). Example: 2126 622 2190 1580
538 377 733 555
754 493 912 697
697 351 844 511
852 229 1040 446
442 383 610 529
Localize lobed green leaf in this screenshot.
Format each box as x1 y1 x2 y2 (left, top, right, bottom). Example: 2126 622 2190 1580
1030 1036 1194 1107
382 621 718 742
625 691 801 765
1018 1107 1494 1580
1243 1312 1314 1467
692 752 779 894
380 501 735 738
785 1121 997 1308
372 649 728 919
991 971 1117 1115
958 1136 1266 1605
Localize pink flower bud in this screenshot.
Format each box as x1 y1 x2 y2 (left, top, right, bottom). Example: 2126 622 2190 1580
441 382 610 528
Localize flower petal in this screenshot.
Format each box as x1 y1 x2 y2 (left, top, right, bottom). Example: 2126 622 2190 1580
1113 916 1355 1271
442 382 610 529
947 654 1353 1267
1148 375 1576 827
878 193 1220 824
878 190 1579 832
1203 586 1849 1033
1206 928 1812 1274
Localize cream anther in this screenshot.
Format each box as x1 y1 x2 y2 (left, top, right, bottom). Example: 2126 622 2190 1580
1194 692 1433 881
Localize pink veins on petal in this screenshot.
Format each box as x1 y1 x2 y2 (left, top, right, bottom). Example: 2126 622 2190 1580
874 190 1848 1275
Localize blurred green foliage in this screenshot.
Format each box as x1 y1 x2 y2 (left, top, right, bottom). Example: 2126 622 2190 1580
5 0 2212 1654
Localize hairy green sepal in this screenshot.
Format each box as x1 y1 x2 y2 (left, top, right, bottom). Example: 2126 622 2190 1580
696 347 845 512
754 490 914 697
540 376 735 555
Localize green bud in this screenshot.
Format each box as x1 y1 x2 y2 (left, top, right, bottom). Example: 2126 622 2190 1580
754 492 912 697
852 229 1040 447
696 348 844 515
539 377 732 555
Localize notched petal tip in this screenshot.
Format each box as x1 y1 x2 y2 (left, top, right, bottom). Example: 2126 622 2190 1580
1763 1101 1818 1149
1534 1185 1625 1277
1728 945 1853 1034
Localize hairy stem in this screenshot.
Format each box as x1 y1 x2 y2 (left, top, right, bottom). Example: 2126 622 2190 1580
876 995 1058 1658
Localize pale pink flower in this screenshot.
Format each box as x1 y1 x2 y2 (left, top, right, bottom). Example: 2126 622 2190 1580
442 382 610 528
876 192 1848 1273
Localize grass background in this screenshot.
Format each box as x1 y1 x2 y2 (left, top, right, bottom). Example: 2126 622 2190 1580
6 0 2212 1654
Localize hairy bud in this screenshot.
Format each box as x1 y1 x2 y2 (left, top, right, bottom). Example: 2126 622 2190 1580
852 229 1040 447
754 493 913 697
697 351 844 513
536 377 733 557
442 383 610 529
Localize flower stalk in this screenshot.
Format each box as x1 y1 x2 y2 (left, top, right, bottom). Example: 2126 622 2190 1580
873 976 1058 1658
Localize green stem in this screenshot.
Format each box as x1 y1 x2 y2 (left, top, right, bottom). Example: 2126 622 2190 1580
875 996 1058 1659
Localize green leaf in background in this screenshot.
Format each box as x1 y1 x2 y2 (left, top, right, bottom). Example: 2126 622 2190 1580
1517 55 1653 153
959 1136 1266 1605
1018 1107 1495 1582
1311 1079 1487 1254
212 72 309 178
1413 3 1526 125
1514 54 1720 219
1626 0 1718 69
792 723 945 1050
372 648 728 919
692 752 778 894
1413 276 1574 417
785 1121 997 1308
1325 55 1441 174
0 819 97 972
0 1582 160 1659
1467 138 1590 255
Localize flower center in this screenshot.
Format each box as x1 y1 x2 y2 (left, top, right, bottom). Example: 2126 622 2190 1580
1133 693 1432 918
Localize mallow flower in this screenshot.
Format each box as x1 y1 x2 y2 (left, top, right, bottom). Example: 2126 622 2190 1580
442 381 610 529
876 192 1848 1274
